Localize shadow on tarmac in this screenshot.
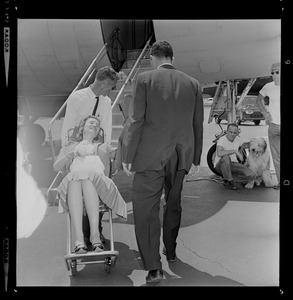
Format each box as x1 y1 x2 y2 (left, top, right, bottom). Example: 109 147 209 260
106 167 279 229
69 240 243 287
69 241 140 286
153 258 243 286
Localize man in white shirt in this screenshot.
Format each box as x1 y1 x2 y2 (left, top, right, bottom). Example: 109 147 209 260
61 66 119 146
256 62 280 187
215 123 255 190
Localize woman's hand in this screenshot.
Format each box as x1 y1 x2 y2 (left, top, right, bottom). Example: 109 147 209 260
66 150 75 160
74 141 87 157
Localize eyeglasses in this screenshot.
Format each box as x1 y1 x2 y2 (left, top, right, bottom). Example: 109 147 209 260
271 71 280 75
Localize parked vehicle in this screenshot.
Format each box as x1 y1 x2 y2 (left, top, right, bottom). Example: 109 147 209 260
215 95 265 125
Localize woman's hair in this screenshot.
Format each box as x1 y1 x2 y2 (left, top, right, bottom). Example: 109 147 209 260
76 115 101 142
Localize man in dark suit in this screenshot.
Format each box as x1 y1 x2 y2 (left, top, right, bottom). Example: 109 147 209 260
122 40 203 284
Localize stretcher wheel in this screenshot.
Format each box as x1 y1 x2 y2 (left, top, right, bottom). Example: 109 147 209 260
104 257 112 273
70 260 77 276
111 256 117 267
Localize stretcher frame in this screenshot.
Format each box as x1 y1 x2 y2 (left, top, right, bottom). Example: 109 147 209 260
64 202 119 275
48 125 120 275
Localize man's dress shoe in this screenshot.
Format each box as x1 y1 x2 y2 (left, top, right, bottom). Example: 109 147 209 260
146 269 163 283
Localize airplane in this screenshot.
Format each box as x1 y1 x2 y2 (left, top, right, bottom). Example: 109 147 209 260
17 19 281 155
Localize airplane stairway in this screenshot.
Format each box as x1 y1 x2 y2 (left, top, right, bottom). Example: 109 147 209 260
46 39 152 202
109 48 152 147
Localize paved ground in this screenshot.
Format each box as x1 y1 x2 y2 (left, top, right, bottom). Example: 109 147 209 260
16 107 280 288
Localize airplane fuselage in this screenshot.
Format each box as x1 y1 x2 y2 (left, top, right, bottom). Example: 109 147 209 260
17 19 280 117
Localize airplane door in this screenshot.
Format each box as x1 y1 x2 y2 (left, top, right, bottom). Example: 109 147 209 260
100 20 155 71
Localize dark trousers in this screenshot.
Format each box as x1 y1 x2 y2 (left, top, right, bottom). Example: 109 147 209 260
132 150 186 271
215 155 255 183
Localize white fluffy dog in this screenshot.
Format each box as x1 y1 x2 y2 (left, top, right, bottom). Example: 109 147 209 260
244 137 274 189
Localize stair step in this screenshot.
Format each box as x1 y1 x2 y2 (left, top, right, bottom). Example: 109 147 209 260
123 58 151 69
122 67 152 76
111 126 123 142
126 49 150 59
114 79 133 90
112 113 125 126
109 49 152 147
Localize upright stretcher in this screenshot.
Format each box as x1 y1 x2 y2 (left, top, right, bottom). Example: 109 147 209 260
47 126 120 275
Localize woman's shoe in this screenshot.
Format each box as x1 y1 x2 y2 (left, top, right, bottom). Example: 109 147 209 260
74 243 87 254
92 243 105 253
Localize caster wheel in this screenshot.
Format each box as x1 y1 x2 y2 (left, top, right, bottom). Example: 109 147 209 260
111 256 117 268
70 260 77 276
104 257 112 273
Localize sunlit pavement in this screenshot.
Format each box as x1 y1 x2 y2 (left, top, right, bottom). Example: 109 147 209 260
16 166 279 287
16 108 280 287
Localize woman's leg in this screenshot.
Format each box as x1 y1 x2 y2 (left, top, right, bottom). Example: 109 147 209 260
67 180 84 245
81 179 101 245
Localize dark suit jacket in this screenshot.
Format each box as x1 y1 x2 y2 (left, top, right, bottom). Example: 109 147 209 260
124 64 203 172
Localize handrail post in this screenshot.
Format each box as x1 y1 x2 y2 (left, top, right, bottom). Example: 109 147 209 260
111 35 153 111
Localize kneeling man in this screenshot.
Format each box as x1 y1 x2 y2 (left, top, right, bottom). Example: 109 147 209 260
215 123 255 190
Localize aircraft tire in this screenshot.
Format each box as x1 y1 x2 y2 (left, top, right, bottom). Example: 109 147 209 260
207 143 222 176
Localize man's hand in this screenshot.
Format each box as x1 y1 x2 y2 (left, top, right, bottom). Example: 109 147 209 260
188 164 200 176
235 150 243 162
122 162 133 176
263 112 273 125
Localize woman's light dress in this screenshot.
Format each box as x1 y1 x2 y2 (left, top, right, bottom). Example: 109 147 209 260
57 141 127 220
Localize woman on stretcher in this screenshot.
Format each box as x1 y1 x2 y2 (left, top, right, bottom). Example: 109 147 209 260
53 115 127 254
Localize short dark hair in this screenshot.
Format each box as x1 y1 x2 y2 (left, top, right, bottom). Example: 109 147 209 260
150 40 173 59
227 123 239 131
96 66 119 82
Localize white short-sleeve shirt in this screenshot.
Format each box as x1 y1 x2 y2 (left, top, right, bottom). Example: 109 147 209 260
215 135 243 164
259 81 280 125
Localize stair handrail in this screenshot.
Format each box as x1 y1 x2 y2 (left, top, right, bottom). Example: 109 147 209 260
129 45 151 85
48 29 121 161
48 46 106 161
111 34 153 111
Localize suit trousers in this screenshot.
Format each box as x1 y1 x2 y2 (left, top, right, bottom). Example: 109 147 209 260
132 150 186 271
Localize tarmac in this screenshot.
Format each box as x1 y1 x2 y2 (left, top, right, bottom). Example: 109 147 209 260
16 107 280 288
